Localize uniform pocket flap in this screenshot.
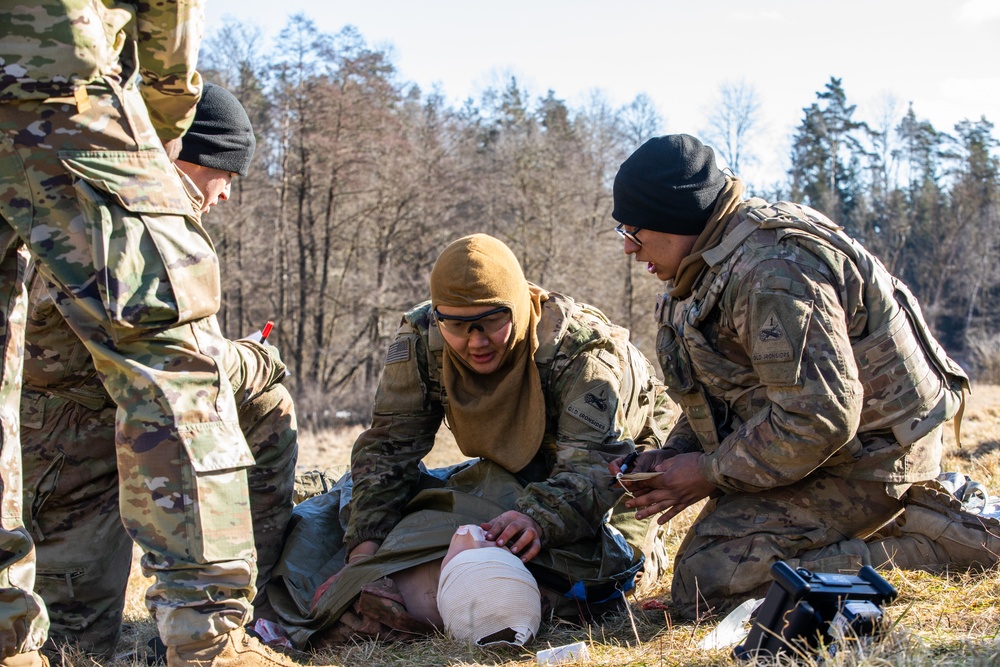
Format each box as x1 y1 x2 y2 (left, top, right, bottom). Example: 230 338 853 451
59 150 192 214
179 422 256 473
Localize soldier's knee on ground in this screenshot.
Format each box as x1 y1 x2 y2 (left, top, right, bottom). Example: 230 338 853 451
672 535 871 620
671 539 772 620
292 470 340 504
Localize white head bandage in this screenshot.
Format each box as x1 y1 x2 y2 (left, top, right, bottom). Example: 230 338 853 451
436 545 541 646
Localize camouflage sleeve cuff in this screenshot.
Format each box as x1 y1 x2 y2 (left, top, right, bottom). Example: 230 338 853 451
514 491 598 549
697 452 730 491
661 435 701 457
516 503 553 546
223 340 287 405
135 0 204 140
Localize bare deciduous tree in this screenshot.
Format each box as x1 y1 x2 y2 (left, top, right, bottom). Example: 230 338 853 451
202 18 1000 420
702 79 762 176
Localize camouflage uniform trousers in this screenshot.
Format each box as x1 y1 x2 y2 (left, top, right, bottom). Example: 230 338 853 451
0 77 258 651
21 380 297 658
670 470 904 620
0 243 49 655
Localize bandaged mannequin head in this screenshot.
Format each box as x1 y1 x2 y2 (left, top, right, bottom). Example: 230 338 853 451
436 525 541 647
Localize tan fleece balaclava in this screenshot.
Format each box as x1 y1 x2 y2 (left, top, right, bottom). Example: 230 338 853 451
430 234 548 472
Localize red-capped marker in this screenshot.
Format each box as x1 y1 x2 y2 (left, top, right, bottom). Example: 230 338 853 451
260 320 275 342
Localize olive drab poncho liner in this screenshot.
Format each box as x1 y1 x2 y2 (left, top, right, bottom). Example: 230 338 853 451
264 462 644 648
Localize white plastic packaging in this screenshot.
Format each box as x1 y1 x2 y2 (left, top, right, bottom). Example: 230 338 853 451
536 641 589 665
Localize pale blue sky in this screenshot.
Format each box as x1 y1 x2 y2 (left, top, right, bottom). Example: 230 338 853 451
204 0 1000 185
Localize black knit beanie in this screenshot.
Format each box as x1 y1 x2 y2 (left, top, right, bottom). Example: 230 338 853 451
612 134 726 235
178 82 256 177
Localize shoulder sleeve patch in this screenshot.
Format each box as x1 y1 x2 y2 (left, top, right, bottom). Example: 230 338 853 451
749 293 813 386
752 308 794 363
565 383 615 433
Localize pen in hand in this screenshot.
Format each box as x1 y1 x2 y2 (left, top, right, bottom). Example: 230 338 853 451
610 450 640 487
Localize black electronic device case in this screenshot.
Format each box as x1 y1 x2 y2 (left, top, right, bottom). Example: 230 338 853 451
733 561 898 661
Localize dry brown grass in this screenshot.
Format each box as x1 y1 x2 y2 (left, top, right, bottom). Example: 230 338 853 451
53 387 1000 666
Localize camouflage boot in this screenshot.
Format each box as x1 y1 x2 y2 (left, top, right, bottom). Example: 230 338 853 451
0 652 49 666
868 482 1000 571
166 627 317 667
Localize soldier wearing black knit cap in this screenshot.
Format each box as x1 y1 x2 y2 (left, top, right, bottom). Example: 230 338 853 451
176 82 257 213
607 134 993 622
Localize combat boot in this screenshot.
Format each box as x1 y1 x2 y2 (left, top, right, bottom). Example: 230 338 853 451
869 482 1000 571
166 627 317 667
0 651 49 666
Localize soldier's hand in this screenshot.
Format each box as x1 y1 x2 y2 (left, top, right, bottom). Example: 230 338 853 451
609 448 675 477
481 511 543 563
624 452 717 525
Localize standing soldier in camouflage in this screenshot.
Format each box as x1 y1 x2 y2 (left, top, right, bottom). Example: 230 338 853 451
20 82 298 661
608 134 996 620
0 3 311 666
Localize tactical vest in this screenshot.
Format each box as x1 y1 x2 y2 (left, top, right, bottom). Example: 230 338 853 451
405 292 649 439
657 200 970 452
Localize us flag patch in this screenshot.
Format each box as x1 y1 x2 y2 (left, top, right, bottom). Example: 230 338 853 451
385 338 411 364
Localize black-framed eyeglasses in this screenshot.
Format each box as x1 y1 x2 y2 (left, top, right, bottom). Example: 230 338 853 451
433 306 512 337
614 222 643 247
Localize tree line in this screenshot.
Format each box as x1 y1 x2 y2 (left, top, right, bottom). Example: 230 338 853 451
200 15 1000 426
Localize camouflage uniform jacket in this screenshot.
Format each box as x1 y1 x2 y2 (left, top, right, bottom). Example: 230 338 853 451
0 0 204 140
20 272 287 414
21 163 284 407
657 200 969 494
345 291 674 554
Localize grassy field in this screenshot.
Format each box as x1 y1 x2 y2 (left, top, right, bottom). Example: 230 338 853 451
58 387 1000 666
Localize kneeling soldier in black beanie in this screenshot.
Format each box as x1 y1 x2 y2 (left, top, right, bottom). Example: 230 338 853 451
608 134 995 621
